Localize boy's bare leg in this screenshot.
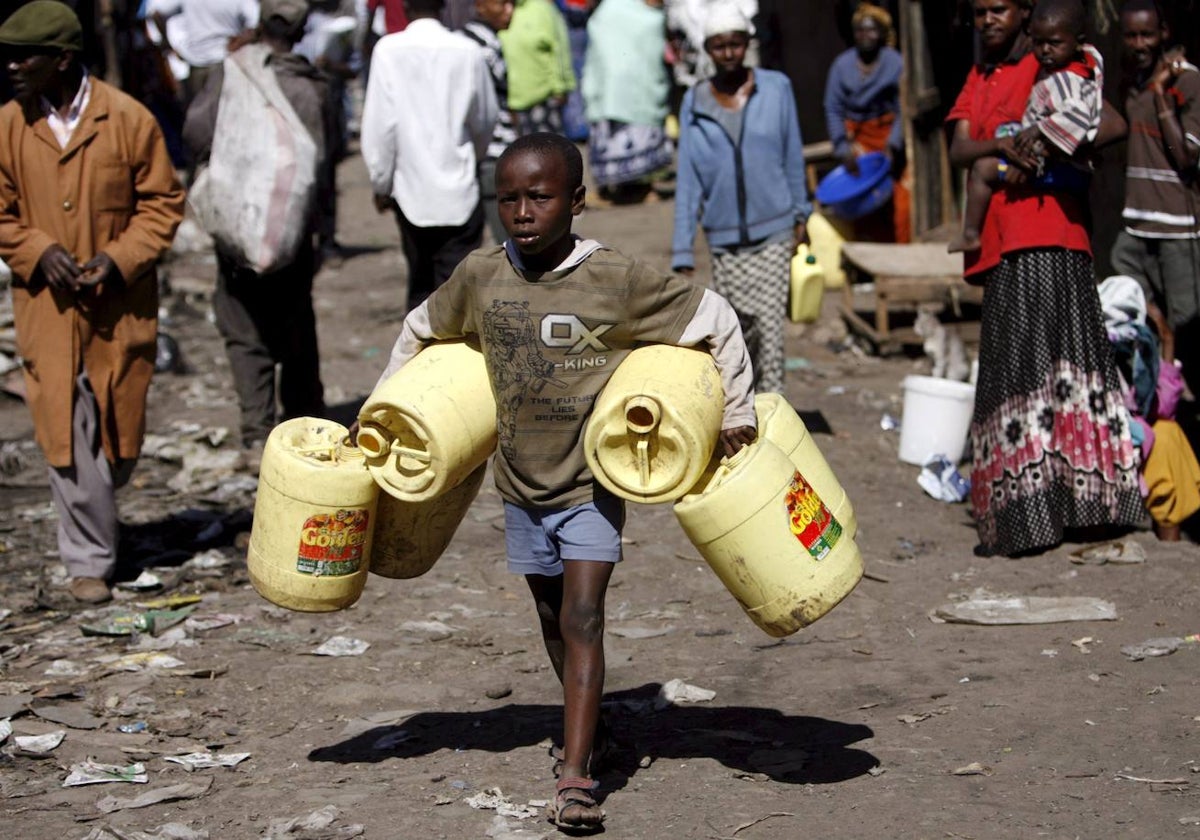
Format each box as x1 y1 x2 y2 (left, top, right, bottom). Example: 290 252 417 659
948 155 1002 254
525 561 612 827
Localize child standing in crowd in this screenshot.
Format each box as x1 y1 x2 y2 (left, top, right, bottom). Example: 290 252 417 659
949 0 1103 254
368 132 757 832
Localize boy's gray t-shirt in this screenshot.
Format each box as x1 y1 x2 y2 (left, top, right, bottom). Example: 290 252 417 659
422 244 706 508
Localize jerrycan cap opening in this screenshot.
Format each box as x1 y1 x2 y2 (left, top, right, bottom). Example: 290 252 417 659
275 420 348 467
355 423 390 459
625 396 661 434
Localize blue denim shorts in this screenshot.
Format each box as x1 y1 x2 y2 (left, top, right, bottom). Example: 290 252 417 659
503 497 626 576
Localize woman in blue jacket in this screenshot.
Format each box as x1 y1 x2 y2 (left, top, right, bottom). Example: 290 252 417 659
670 4 810 394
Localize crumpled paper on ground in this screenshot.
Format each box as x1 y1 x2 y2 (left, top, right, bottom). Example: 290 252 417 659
933 591 1117 625
655 678 716 709
465 787 541 819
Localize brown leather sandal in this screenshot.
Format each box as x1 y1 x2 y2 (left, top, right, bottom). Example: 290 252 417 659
546 776 605 834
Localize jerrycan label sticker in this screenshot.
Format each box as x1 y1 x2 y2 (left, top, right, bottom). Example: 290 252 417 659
297 509 370 576
784 472 842 561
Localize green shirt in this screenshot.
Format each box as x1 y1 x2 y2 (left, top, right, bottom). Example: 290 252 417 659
498 0 575 111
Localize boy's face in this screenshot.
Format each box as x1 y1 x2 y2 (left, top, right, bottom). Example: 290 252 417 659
1121 9 1165 72
1029 16 1081 71
496 151 585 259
476 0 514 30
852 18 884 55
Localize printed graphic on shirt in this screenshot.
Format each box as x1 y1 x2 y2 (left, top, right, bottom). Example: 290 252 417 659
483 301 568 458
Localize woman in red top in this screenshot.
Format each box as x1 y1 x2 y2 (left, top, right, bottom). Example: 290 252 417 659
948 0 1142 557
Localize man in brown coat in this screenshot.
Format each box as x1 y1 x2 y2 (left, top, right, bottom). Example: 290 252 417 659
0 1 185 604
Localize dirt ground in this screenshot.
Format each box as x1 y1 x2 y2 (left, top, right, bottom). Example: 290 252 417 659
2 150 1199 840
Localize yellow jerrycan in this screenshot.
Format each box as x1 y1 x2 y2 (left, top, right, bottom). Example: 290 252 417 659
674 439 863 637
584 345 724 504
371 461 488 579
357 339 497 502
248 419 378 612
805 211 847 290
789 244 825 323
755 392 857 538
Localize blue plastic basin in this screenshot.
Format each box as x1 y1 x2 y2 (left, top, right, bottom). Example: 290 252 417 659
815 151 894 220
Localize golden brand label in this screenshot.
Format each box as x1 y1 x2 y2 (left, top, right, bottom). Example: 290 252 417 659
784 472 842 561
297 509 369 576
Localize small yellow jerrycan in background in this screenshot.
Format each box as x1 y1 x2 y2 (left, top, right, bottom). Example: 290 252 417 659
789 244 825 323
247 419 378 612
584 345 724 504
755 393 857 538
357 339 497 503
674 439 863 637
371 461 488 579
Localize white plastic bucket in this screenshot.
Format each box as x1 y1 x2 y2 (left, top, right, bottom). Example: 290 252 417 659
898 375 976 466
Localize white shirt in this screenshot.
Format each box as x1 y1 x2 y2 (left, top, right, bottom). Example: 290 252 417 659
149 0 259 68
360 17 498 227
41 71 92 148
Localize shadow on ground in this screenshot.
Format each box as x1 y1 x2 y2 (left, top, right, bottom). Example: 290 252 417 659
308 682 877 793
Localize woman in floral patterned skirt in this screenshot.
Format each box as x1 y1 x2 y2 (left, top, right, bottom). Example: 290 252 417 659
947 0 1143 556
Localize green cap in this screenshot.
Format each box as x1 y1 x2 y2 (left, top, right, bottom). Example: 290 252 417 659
0 1 83 52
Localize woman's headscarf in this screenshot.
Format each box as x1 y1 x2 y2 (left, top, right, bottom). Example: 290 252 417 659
851 2 896 48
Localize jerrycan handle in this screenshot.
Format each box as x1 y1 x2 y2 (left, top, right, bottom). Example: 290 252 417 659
626 398 661 487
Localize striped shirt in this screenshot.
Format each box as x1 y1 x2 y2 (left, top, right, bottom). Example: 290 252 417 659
1022 44 1103 156
1122 64 1200 240
460 20 518 161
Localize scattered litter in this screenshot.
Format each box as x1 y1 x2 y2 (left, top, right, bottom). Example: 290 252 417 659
934 591 1118 625
1069 540 1146 565
484 815 551 840
917 454 970 503
30 704 104 729
879 413 899 431
81 605 198 638
163 751 251 771
868 766 886 777
1180 816 1200 826
1120 635 1199 661
465 787 541 819
655 678 716 710
610 625 675 639
43 659 90 677
897 706 954 725
118 721 149 734
64 760 148 786
116 570 165 591
14 730 65 754
952 762 991 776
826 386 846 395
262 804 364 839
81 824 210 840
137 594 204 610
1072 637 1095 654
312 636 370 657
1114 772 1189 785
184 613 245 633
398 620 457 639
1041 649 1058 657
99 652 186 671
97 777 213 813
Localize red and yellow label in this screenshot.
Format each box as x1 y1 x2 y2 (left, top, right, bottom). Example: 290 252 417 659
784 472 842 561
296 508 369 576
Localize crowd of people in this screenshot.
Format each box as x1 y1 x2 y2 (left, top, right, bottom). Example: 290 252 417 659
0 0 1198 831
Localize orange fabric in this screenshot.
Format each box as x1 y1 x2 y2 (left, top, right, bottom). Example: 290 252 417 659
843 114 910 243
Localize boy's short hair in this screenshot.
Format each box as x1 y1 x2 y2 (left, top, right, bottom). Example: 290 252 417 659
1119 0 1166 27
1031 0 1087 33
499 133 584 192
